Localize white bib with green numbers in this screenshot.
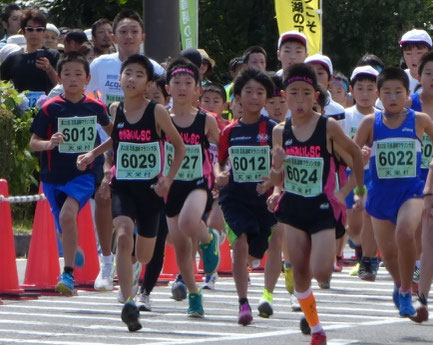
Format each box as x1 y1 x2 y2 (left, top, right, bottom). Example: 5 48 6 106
116 142 161 180
283 156 324 197
228 145 270 183
58 116 97 153
164 142 203 181
375 140 416 179
421 133 433 169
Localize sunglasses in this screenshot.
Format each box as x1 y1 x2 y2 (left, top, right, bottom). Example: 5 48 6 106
25 26 45 32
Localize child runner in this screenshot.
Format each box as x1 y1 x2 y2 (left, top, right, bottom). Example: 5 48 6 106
329 72 349 108
216 68 277 326
29 52 113 295
270 63 364 345
276 31 308 77
164 58 221 317
77 54 186 331
355 67 433 318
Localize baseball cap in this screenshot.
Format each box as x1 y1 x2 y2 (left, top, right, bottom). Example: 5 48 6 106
305 54 333 75
399 29 432 48
45 23 60 36
350 65 379 81
0 43 23 63
6 35 26 49
278 30 307 50
180 48 202 69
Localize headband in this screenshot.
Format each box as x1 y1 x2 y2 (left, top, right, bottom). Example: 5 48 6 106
171 68 195 77
272 89 282 97
331 78 349 92
285 76 314 87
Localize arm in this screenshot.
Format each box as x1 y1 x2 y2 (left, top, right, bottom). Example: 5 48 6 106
76 137 113 171
35 57 57 85
270 123 285 186
102 121 114 136
215 127 231 186
29 132 64 152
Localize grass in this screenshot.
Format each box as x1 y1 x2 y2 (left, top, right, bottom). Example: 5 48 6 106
13 218 33 234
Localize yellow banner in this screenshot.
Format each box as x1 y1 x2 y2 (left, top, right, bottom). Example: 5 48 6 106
274 0 322 55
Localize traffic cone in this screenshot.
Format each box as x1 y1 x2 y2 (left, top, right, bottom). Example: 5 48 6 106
74 202 100 287
0 180 38 299
217 238 232 276
22 183 60 292
159 244 178 280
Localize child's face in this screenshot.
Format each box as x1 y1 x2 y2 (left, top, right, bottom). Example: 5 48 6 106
351 79 377 109
247 53 266 71
43 30 58 50
284 80 317 117
329 82 347 107
403 46 429 77
119 62 151 96
278 41 307 69
167 73 198 103
378 79 409 114
144 82 168 105
265 95 288 121
309 63 330 90
59 61 90 94
114 18 144 56
420 61 433 92
200 91 225 115
238 79 267 114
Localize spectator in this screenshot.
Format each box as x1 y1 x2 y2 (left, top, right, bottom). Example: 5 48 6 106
91 18 114 57
0 4 22 49
43 23 60 50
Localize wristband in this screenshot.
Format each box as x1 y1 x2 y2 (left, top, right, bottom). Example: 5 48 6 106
423 192 433 198
354 185 367 196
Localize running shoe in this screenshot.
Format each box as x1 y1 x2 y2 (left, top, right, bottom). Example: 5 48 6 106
290 293 302 312
392 285 399 309
94 254 115 291
300 316 311 335
399 291 416 317
412 264 421 285
258 288 273 318
238 301 253 326
74 247 85 268
55 272 75 296
318 279 330 289
284 264 295 294
349 262 360 276
121 299 142 332
171 274 187 301
358 257 376 282
137 292 151 312
310 331 327 345
409 295 429 323
188 290 204 318
199 228 220 274
202 272 218 290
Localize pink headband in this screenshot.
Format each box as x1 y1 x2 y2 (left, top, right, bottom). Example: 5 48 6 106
171 68 195 77
273 90 282 97
285 76 314 86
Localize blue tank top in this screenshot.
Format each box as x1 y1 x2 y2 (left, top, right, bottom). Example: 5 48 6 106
369 109 422 190
410 93 422 112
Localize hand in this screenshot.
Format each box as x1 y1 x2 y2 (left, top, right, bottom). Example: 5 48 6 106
46 132 64 150
97 176 111 200
35 57 51 72
215 170 230 187
256 176 271 195
153 176 172 197
272 146 285 169
266 192 280 213
76 152 95 171
361 145 371 165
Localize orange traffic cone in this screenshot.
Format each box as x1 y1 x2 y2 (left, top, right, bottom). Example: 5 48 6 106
0 180 38 299
74 202 100 287
159 244 178 280
217 238 232 276
22 183 60 292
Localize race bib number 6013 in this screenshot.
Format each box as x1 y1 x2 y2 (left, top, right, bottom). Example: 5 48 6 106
58 116 97 153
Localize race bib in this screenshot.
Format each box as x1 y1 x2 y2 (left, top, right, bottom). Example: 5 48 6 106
283 156 324 197
26 91 45 108
164 142 203 181
106 94 124 105
421 133 433 169
116 142 161 180
58 116 97 153
375 140 416 178
209 143 218 166
228 146 270 183
349 126 357 139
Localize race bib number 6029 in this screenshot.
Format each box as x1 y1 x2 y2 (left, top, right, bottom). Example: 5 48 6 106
116 142 161 180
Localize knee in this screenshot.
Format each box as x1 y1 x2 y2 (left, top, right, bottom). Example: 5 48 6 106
59 207 77 227
178 216 200 236
395 228 415 245
136 251 152 265
117 232 133 253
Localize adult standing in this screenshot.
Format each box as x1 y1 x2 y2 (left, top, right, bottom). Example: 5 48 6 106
0 4 22 49
91 18 115 57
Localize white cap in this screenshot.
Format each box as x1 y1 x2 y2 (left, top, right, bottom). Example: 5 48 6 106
350 65 379 81
46 23 60 36
304 54 333 75
278 30 308 50
6 35 26 49
84 28 92 42
399 29 432 48
0 43 23 63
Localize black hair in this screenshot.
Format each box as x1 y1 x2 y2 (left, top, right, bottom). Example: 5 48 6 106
233 68 274 98
350 73 377 88
333 71 350 90
229 57 244 72
120 54 154 81
153 75 169 99
1 4 20 22
401 41 431 52
180 48 202 69
243 46 267 64
201 83 227 103
112 9 143 34
283 63 318 91
357 53 385 73
270 73 284 95
78 41 94 57
377 67 409 91
418 50 433 76
57 52 90 76
313 86 328 113
20 8 46 31
64 29 88 44
166 57 200 85
91 18 112 38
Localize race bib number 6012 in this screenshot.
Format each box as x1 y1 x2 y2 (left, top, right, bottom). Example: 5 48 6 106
228 146 270 183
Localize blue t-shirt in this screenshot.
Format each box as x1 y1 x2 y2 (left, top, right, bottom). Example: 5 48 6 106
30 95 110 184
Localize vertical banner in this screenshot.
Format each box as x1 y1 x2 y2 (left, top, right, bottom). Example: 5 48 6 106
179 0 198 49
274 0 322 55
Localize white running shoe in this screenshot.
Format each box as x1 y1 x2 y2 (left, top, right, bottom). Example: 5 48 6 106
137 292 152 312
202 272 218 290
94 254 115 291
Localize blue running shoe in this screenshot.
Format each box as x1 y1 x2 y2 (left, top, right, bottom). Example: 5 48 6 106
74 247 85 268
199 228 220 275
121 299 142 332
399 292 416 317
55 272 75 296
392 285 399 309
188 290 204 318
